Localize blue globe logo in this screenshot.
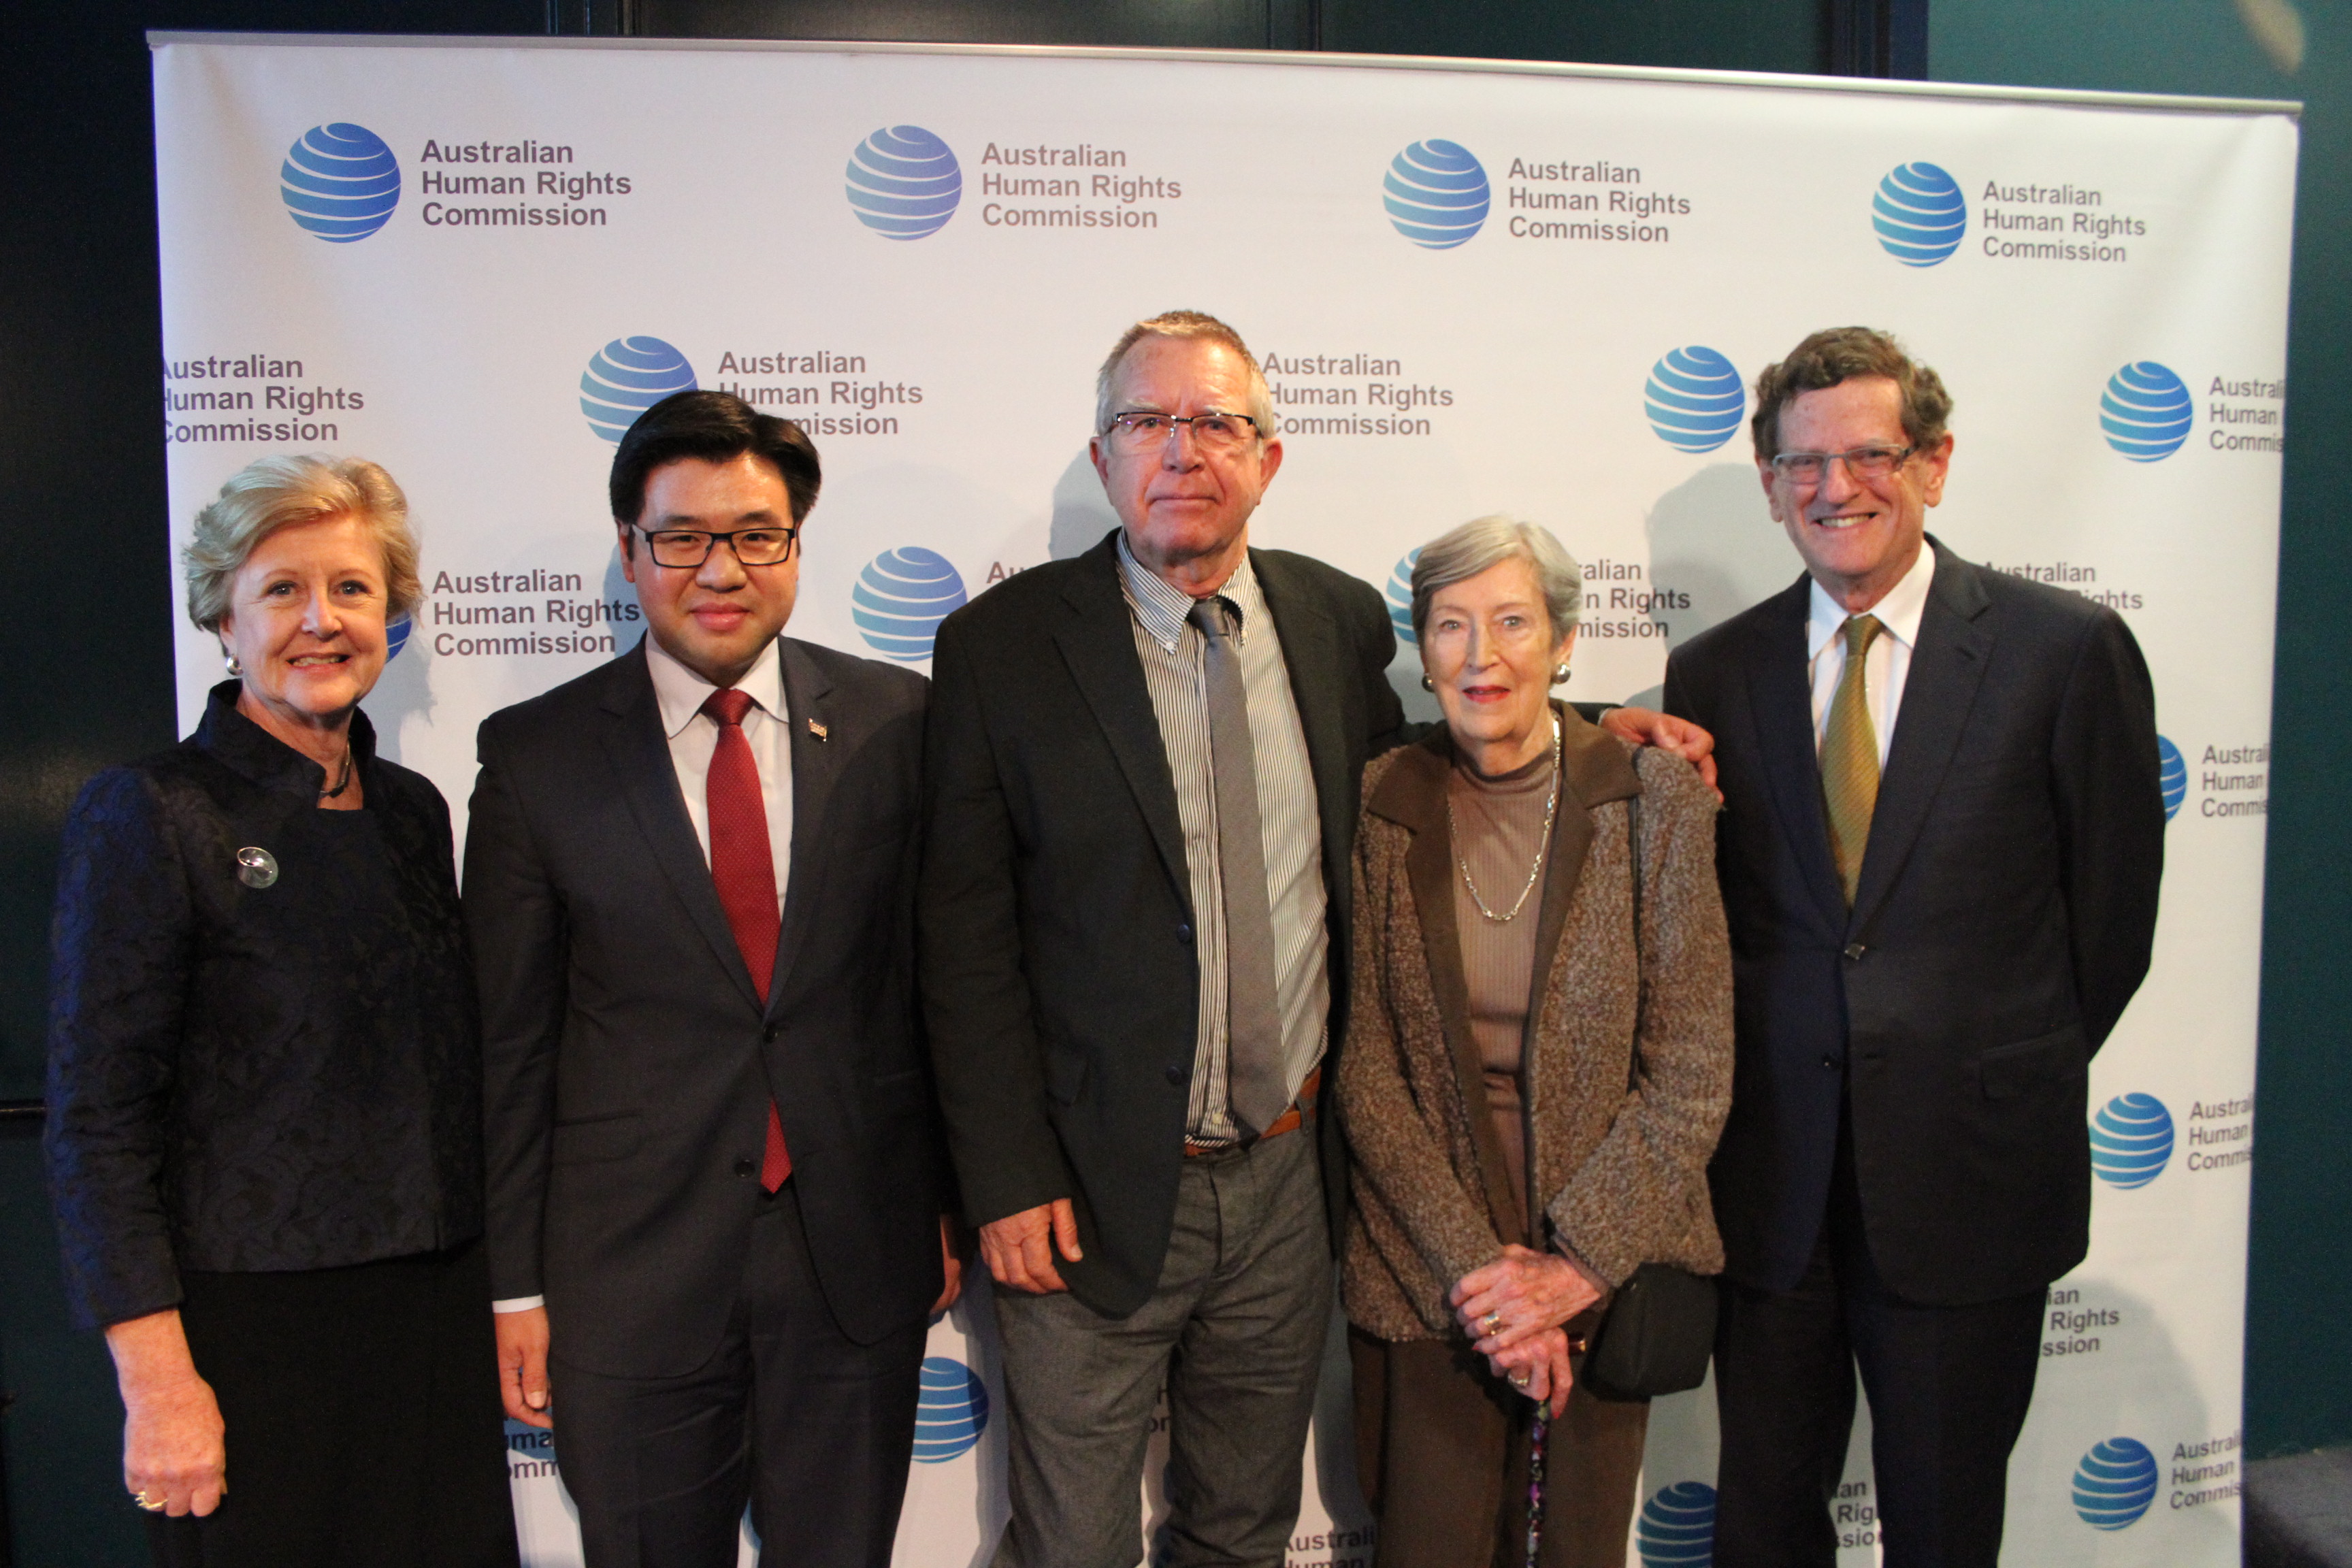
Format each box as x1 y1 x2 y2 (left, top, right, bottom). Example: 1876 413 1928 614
852 548 968 662
1387 549 1421 645
581 338 697 444
2157 736 2187 821
2089 1092 2174 1189
2102 362 2193 461
911 1356 988 1463
1872 162 1966 266
1637 1481 1716 1567
1646 347 1746 454
280 123 401 243
1384 140 1489 250
386 615 412 661
847 127 962 240
2073 1437 2159 1529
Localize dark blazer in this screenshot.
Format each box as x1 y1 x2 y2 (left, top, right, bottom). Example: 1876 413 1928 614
46 684 483 1330
466 637 945 1379
919 531 1406 1317
1663 538 2163 1306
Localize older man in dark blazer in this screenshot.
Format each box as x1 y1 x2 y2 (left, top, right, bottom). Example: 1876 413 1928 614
467 391 957 1568
1663 327 2163 1568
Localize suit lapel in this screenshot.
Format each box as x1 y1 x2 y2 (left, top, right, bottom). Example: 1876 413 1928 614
770 638 840 1017
1051 538 1192 909
1375 742 1526 1244
598 647 763 1011
1850 541 1995 934
1252 549 1353 899
1745 577 1850 932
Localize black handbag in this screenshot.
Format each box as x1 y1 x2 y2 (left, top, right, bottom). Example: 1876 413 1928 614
1575 787 1719 1401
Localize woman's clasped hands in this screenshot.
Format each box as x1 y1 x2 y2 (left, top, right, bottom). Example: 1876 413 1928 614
1448 1242 1603 1418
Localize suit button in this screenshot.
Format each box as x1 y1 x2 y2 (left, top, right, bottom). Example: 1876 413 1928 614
1842 943 1867 962
1166 1064 1187 1086
1176 921 1194 945
1821 1056 1839 1071
733 1158 755 1178
763 1024 781 1043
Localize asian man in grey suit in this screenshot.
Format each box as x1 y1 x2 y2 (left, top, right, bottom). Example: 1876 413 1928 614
1663 328 2164 1568
468 391 960 1568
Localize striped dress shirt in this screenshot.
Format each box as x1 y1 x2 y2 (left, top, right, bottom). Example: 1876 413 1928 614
1116 533 1328 1145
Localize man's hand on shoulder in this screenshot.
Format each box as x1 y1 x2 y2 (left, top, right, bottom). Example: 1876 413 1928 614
978 1198 1082 1295
1601 706 1720 799
495 1305 553 1429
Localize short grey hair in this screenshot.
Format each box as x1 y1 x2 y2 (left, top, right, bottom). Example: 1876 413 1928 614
1093 309 1279 446
184 454 420 632
1409 516 1583 642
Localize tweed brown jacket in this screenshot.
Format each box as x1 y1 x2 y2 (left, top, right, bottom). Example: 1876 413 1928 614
1337 710 1734 1342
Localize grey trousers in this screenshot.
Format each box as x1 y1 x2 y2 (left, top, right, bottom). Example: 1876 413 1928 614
991 1128 1332 1568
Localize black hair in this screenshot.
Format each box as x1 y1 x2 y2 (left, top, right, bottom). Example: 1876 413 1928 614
608 389 822 529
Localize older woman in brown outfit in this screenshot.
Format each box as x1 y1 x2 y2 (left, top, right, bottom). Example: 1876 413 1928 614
1338 516 1734 1568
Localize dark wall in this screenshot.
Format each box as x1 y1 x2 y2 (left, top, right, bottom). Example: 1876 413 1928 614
1933 0 2352 1461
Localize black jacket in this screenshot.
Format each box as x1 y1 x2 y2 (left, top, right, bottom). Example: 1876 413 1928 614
466 637 947 1379
1663 539 2164 1305
919 533 1406 1316
45 684 483 1330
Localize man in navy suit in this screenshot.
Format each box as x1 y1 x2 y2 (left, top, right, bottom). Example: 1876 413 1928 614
468 391 959 1568
1663 328 2163 1568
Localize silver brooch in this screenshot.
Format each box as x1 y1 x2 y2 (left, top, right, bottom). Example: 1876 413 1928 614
235 847 279 889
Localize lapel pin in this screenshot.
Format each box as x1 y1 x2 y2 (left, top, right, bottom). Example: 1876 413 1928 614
235 846 279 889
807 719 829 742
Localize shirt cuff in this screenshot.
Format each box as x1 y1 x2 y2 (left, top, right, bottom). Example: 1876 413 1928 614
491 1295 544 1313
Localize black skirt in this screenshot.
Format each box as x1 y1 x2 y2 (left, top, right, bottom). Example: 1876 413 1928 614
147 1240 518 1568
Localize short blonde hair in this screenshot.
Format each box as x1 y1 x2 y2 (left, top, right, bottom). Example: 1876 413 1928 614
184 455 420 632
1094 309 1279 444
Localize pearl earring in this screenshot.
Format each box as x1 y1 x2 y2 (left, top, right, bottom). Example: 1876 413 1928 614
1552 664 1571 685
225 655 244 677
1420 674 1435 691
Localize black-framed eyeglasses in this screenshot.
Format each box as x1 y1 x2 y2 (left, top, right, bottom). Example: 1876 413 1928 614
1102 410 1263 453
633 523 800 568
1768 445 1918 485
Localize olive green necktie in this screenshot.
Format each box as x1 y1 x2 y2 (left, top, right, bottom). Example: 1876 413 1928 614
1821 615 1885 907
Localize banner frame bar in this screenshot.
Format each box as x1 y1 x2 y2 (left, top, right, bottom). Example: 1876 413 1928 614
142 30 2303 118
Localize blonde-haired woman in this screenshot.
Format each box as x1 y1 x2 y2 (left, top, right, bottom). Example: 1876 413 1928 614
44 456 517 1567
1339 516 1733 1567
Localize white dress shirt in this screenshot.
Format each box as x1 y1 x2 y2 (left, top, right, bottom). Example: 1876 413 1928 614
643 634 795 911
493 634 795 1316
1806 544 1937 768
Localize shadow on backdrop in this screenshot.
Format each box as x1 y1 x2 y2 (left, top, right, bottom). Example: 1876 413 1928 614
1621 463 1793 709
1049 448 1117 563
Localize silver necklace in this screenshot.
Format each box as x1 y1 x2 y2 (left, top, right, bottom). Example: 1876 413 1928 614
1448 712 1563 924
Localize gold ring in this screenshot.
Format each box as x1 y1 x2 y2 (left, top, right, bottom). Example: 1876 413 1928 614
1509 1371 1531 1388
133 1490 165 1512
1482 1312 1503 1335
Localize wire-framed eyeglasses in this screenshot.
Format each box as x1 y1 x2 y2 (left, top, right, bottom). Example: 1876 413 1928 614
1101 410 1264 453
1767 445 1919 485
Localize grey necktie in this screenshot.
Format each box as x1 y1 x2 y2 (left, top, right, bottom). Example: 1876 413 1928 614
1190 596 1290 1138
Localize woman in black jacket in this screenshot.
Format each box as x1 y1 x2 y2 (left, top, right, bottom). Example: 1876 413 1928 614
44 455 516 1567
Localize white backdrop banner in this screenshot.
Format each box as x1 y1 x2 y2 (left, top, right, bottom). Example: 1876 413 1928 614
151 33 2294 1567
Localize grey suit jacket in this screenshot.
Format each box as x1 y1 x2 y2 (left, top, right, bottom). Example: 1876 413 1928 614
468 636 946 1377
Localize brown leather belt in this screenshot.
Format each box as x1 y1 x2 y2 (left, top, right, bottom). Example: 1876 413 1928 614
1184 1066 1320 1157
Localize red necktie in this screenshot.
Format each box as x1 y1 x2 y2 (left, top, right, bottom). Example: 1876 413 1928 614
702 688 791 1192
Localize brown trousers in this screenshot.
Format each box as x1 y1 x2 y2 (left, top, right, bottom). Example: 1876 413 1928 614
1350 1328 1648 1568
